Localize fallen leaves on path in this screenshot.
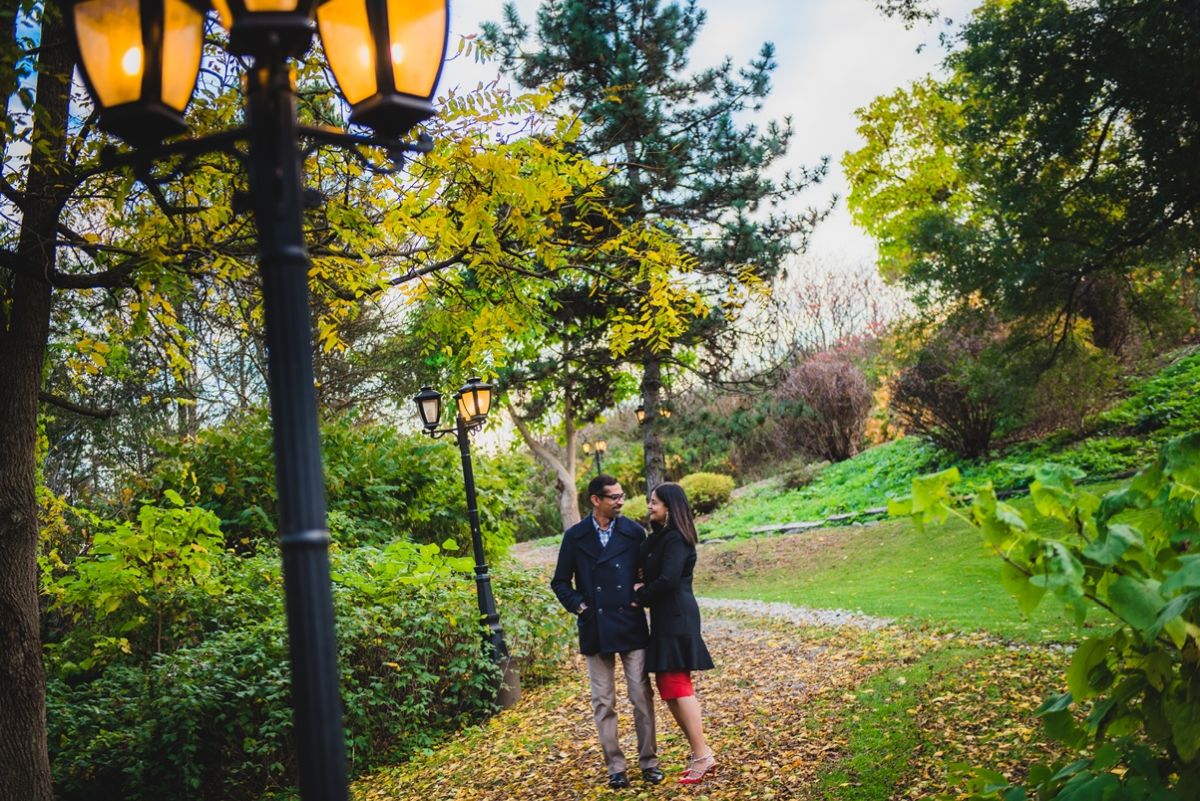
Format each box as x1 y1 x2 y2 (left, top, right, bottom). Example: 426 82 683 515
352 610 1055 801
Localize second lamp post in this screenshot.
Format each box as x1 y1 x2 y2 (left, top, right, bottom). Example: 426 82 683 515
582 439 606 476
414 378 519 708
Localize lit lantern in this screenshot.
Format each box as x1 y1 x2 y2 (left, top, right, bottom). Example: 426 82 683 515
316 0 448 136
454 376 493 423
635 405 646 425
68 0 206 143
210 0 318 57
413 385 442 431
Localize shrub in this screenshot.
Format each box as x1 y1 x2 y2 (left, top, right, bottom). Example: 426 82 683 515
491 566 575 686
678 473 735 514
131 411 524 559
776 350 873 462
892 433 1200 800
40 495 228 673
780 460 829 490
621 494 648 524
46 541 569 801
1025 338 1121 436
890 316 1027 459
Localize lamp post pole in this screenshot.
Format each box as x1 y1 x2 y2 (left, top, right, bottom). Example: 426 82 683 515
592 449 603 476
453 414 508 666
415 381 519 707
67 2 453 797
245 56 348 801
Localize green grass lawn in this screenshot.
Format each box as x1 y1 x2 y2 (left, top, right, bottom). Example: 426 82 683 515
697 510 1115 643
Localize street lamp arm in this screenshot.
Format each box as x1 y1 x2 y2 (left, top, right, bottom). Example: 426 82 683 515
296 125 433 174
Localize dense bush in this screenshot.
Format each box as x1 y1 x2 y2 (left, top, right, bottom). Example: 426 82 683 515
890 317 1026 458
130 411 526 559
893 433 1200 800
679 472 736 514
45 530 571 801
621 494 648 524
1024 338 1121 436
776 350 873 462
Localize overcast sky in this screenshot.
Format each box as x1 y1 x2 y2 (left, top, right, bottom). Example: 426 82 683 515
435 0 979 268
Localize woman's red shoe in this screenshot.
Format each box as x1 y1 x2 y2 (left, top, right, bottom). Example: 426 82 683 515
678 753 716 785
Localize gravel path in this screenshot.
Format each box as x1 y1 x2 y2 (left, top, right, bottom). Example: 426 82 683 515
512 540 895 631
698 597 894 630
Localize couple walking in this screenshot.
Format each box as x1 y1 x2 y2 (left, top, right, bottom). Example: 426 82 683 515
551 475 716 789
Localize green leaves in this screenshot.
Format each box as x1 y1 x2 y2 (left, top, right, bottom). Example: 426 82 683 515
889 466 960 531
1104 577 1164 638
1066 638 1109 701
896 432 1200 799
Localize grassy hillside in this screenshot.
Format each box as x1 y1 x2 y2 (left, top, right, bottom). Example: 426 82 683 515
700 348 1200 540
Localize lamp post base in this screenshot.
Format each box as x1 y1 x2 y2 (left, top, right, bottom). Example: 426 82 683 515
497 656 521 710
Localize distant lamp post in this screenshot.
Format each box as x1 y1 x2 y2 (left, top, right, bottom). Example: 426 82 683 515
582 438 606 475
635 404 671 423
67 1 449 797
413 378 520 708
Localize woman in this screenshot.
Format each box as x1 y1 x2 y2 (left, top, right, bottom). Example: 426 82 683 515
633 482 716 785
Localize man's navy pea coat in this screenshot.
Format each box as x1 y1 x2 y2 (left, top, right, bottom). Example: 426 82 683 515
551 514 650 656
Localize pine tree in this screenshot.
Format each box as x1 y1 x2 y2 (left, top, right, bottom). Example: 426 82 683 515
484 0 827 489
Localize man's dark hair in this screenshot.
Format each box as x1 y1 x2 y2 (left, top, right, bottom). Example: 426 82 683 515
588 474 620 498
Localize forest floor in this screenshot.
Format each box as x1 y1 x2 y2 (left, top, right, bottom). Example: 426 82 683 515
351 534 1070 801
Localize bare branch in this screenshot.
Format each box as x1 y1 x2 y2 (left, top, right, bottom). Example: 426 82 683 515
38 391 117 419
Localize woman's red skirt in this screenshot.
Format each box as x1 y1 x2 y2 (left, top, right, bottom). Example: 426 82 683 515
655 671 694 700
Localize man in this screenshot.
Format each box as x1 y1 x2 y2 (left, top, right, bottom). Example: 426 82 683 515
551 474 663 789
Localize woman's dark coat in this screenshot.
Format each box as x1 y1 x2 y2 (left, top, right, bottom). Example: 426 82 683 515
633 526 714 673
551 514 650 656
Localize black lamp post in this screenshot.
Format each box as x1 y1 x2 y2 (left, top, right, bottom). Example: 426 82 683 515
66 2 450 799
414 378 520 708
581 438 606 476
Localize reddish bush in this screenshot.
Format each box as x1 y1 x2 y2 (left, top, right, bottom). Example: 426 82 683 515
776 351 873 462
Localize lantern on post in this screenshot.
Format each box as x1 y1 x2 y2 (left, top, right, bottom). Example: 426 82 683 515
66 0 453 797
210 0 319 57
454 376 493 423
68 0 207 143
317 0 448 135
412 378 518 708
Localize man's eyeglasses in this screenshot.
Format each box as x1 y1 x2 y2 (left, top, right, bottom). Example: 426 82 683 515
600 493 626 502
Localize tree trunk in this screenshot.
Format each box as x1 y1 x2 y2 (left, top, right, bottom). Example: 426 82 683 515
640 356 666 493
508 405 582 530
0 11 73 801
1078 272 1131 355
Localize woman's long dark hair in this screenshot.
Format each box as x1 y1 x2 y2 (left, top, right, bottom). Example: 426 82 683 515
652 482 698 545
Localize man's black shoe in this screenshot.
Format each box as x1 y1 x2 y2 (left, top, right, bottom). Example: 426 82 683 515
608 771 630 789
641 767 665 784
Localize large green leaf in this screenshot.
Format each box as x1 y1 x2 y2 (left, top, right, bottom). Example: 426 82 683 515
1105 576 1165 637
1066 637 1110 701
1001 560 1046 616
1165 691 1200 762
1161 555 1200 596
1082 524 1144 567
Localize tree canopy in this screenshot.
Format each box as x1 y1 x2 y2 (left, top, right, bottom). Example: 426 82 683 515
845 0 1200 351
